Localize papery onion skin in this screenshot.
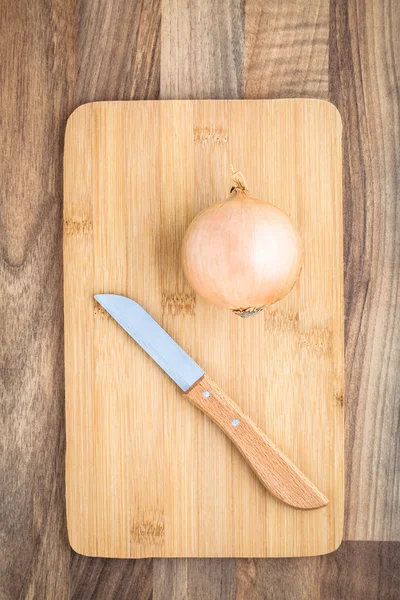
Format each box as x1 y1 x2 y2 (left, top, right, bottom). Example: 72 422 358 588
181 168 303 317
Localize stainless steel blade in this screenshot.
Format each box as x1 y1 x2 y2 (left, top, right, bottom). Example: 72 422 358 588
94 294 204 392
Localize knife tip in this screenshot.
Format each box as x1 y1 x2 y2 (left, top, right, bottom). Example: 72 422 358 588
94 294 108 306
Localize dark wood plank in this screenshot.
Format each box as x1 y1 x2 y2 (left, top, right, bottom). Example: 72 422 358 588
330 0 400 540
71 555 153 600
153 559 189 599
77 0 161 103
187 560 236 600
0 1 76 599
236 542 400 600
320 542 400 600
160 0 244 99
245 0 330 98
153 559 236 600
236 557 320 600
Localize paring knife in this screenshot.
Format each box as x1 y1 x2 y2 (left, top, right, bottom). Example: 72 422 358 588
95 294 328 510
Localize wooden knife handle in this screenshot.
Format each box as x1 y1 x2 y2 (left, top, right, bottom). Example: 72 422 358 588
185 374 328 510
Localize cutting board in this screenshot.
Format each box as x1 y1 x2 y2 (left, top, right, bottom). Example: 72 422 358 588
64 99 344 558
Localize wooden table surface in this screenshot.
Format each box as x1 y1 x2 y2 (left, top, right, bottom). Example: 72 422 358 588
0 0 399 598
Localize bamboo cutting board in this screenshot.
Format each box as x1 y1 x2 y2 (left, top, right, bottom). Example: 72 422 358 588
64 99 344 558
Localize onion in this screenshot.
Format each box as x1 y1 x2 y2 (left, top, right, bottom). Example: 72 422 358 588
181 167 303 317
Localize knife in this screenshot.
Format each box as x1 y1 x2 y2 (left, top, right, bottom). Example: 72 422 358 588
94 294 328 510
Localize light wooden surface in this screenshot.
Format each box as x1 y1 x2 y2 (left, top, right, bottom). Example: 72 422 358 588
2 0 399 596
64 98 343 558
186 375 328 509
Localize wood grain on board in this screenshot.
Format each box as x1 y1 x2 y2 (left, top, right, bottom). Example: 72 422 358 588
330 0 400 541
185 374 329 510
0 1 75 599
0 0 399 595
245 0 330 99
64 99 343 558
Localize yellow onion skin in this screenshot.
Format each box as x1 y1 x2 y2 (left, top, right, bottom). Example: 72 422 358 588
181 189 303 316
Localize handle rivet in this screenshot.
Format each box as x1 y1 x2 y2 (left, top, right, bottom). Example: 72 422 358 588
202 390 210 398
232 419 240 427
